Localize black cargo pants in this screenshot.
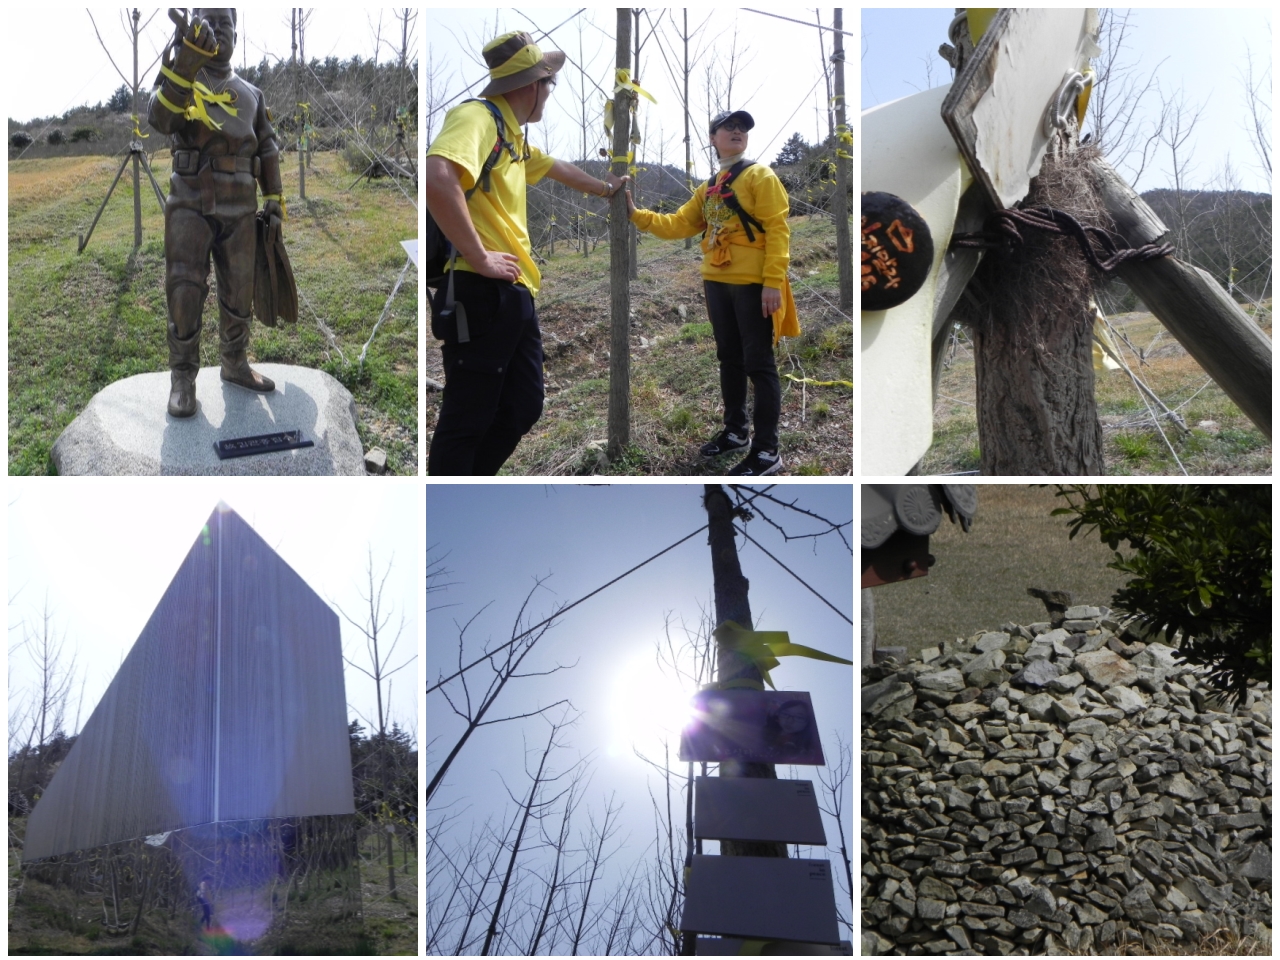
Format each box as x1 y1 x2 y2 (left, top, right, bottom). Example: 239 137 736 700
428 271 545 475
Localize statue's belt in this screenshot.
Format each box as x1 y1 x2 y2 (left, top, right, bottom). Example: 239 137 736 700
172 150 263 216
172 150 260 177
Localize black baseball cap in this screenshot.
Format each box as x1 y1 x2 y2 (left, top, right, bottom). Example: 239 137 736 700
709 110 755 134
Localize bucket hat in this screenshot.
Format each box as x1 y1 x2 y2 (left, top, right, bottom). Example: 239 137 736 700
480 31 566 97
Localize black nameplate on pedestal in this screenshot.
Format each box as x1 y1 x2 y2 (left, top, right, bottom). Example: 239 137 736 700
214 430 314 459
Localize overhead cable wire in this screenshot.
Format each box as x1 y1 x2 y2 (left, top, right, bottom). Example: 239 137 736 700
426 524 710 694
741 9 855 37
733 524 854 626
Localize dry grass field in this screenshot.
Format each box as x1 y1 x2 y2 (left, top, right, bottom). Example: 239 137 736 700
921 304 1272 476
869 485 1135 659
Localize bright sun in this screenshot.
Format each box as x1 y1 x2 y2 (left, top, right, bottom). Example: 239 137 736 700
607 653 697 757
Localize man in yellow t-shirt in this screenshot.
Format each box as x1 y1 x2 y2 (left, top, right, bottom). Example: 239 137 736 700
425 32 627 476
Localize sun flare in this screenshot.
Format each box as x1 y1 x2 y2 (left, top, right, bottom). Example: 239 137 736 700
607 654 697 756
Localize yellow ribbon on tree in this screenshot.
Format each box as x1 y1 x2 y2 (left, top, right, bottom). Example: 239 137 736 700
614 68 657 103
131 114 148 138
713 620 853 690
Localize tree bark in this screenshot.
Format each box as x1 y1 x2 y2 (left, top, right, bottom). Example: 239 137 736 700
832 10 852 311
607 9 633 458
967 151 1106 476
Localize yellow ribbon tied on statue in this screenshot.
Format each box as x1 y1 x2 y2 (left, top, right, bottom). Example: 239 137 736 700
713 620 852 690
614 68 657 103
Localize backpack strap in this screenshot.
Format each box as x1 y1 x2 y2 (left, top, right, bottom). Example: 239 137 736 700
706 160 767 243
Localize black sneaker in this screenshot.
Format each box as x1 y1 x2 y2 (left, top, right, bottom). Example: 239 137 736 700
727 448 783 476
699 429 750 458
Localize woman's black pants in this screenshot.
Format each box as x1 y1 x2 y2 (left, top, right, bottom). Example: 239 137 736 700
704 280 781 452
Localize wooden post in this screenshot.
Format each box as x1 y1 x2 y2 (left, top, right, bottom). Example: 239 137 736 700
131 9 142 249
1089 157 1272 438
832 10 851 311
702 485 787 860
607 9 633 459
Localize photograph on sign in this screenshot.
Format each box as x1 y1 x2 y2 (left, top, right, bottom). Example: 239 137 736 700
681 855 840 944
694 776 826 845
679 689 824 765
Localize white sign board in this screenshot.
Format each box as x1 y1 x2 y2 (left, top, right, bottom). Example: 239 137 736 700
681 855 840 944
861 84 970 475
695 776 826 845
943 8 1101 209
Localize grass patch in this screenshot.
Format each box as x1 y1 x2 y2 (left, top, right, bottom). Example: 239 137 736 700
427 213 851 475
8 151 417 474
921 306 1271 475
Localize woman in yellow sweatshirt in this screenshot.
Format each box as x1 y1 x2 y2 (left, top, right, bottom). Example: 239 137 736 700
626 110 798 476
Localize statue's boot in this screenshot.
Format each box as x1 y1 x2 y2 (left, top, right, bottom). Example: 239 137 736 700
219 307 275 393
167 320 201 418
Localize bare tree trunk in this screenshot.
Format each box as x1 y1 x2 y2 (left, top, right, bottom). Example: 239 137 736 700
966 151 1106 476
702 485 787 860
629 9 641 281
832 10 852 311
607 9 633 459
682 11 693 251
481 721 560 956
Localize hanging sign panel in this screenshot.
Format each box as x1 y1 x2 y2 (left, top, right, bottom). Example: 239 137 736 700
694 776 826 845
681 855 840 944
696 936 853 955
679 690 824 766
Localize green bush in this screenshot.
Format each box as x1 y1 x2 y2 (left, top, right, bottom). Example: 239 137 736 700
69 127 96 143
46 129 65 146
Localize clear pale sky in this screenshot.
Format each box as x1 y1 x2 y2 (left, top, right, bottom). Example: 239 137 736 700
424 8 852 176
861 7 1272 193
7 479 420 751
425 482 854 941
5 8 417 123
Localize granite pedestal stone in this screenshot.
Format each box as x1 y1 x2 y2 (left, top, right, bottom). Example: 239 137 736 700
51 364 365 475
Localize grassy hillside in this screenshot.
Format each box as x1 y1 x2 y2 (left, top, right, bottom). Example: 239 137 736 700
923 302 1271 476
7 150 417 475
425 214 853 475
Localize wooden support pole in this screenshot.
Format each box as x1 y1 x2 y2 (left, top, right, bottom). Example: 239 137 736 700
607 9 633 459
702 485 787 860
1089 158 1272 438
131 9 142 250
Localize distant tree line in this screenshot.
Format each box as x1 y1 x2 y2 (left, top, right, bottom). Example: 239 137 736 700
8 52 417 161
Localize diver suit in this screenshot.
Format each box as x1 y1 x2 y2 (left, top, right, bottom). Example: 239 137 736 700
148 9 283 417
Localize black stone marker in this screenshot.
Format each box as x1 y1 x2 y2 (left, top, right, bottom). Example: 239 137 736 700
214 429 314 459
861 191 934 311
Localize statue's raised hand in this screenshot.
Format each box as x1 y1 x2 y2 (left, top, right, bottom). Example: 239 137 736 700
171 9 217 80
